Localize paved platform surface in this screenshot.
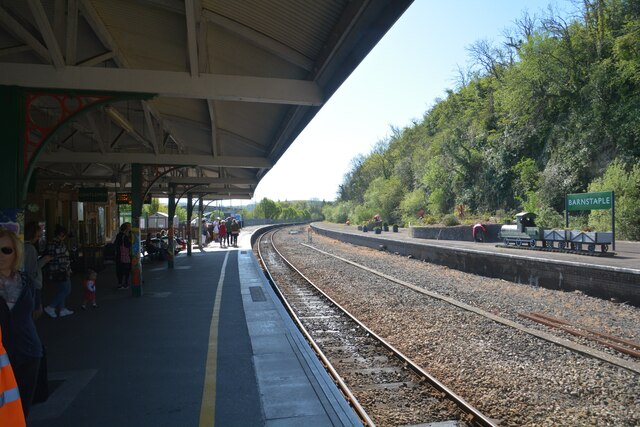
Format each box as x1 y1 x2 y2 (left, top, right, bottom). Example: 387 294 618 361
312 222 640 273
28 227 361 427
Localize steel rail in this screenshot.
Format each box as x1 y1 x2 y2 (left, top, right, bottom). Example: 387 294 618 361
519 312 640 358
262 229 497 427
256 229 375 427
301 242 640 376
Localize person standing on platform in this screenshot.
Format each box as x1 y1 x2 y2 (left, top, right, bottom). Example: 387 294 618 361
23 222 51 320
0 227 42 420
213 218 220 243
218 221 227 248
230 219 240 247
201 220 208 247
225 217 232 247
115 223 132 290
43 225 73 317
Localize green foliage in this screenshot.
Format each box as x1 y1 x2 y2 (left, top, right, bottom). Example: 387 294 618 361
322 201 354 223
329 1 640 240
517 190 539 214
535 206 565 229
588 161 640 240
512 158 540 199
442 214 460 226
254 198 280 219
428 188 453 216
363 176 403 224
399 189 428 226
420 215 439 225
353 204 376 224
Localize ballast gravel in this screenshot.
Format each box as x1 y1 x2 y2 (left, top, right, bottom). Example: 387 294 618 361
272 226 640 427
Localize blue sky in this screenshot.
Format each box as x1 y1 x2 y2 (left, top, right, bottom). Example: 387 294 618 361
249 0 574 203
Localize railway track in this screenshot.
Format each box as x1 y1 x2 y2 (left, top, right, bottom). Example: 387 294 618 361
256 228 496 427
298 239 640 376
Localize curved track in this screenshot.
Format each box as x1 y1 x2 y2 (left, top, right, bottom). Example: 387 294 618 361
256 228 497 427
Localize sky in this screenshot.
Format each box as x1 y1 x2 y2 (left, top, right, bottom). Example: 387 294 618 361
247 0 574 204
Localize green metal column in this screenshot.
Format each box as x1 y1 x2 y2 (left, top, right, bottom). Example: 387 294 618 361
0 86 25 235
131 163 143 297
198 197 204 246
167 188 176 269
187 193 193 256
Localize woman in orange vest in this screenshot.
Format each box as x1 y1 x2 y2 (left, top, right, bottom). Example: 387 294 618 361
0 325 26 427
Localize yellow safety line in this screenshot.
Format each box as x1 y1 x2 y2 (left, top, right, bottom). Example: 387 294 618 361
199 251 229 427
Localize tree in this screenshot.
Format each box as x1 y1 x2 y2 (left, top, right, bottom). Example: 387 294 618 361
588 161 640 240
254 198 279 219
363 176 403 224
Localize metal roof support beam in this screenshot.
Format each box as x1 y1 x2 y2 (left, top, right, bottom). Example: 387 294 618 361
0 45 31 57
65 0 78 65
0 63 324 105
142 103 160 155
84 111 106 154
0 6 51 63
202 10 314 72
218 129 266 152
38 152 273 168
184 0 199 77
207 100 218 156
79 0 128 67
162 177 258 185
77 50 115 67
27 0 65 68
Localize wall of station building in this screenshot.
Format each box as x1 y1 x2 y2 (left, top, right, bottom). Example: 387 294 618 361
25 190 119 248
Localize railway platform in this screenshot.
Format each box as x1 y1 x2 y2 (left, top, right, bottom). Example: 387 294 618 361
311 222 640 307
28 227 361 427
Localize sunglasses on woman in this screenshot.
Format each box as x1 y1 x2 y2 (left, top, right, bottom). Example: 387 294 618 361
1 247 14 255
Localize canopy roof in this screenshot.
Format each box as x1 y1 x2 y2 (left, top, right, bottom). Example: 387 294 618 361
0 0 413 201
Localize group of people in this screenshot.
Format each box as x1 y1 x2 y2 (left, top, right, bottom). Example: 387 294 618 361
0 222 103 426
0 222 101 424
202 217 241 248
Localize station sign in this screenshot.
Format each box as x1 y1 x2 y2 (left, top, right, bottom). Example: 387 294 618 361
78 187 108 203
567 191 613 211
116 192 152 205
116 192 132 205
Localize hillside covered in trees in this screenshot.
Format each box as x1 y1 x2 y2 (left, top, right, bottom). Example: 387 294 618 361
323 0 640 240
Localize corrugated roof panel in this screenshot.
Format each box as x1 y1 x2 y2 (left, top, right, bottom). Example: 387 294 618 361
91 0 187 71
203 0 347 59
206 25 308 78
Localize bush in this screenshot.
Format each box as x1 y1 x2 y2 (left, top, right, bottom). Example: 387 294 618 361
588 161 640 240
535 206 565 229
442 214 460 226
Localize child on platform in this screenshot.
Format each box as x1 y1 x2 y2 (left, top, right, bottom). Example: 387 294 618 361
81 269 98 309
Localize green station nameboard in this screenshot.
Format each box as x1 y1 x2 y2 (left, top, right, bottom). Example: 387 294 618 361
567 191 613 211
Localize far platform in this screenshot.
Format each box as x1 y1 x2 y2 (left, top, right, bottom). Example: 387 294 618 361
311 222 640 306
